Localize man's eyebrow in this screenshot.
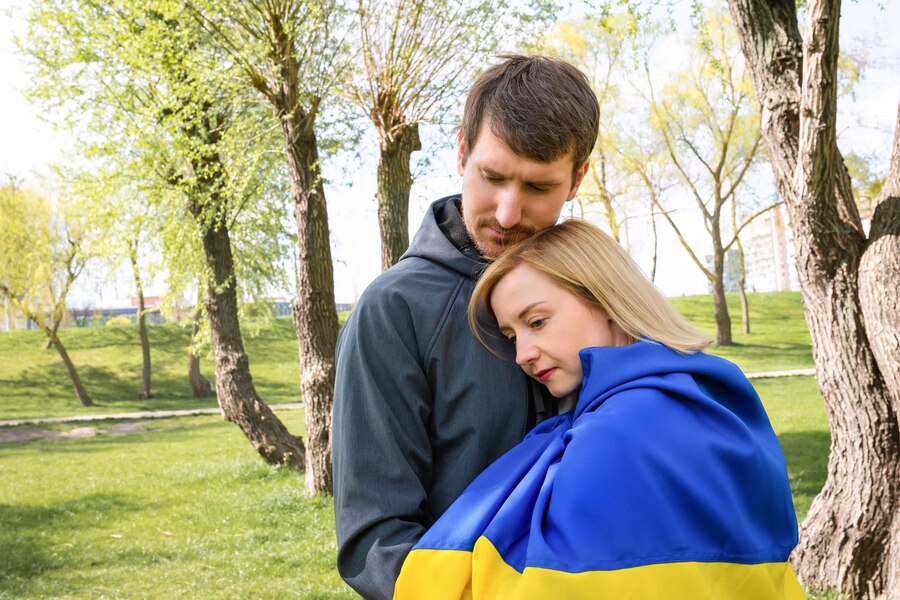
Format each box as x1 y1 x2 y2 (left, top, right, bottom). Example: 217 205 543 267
518 301 546 320
477 165 561 187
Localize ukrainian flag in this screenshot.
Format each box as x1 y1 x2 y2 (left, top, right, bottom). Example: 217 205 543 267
395 342 805 599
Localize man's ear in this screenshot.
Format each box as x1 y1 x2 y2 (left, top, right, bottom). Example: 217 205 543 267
566 161 591 201
457 131 467 176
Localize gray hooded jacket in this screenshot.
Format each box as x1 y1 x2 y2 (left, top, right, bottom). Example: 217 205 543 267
333 196 555 599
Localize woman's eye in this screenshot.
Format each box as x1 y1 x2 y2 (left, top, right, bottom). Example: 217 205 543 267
530 318 545 329
508 336 517 346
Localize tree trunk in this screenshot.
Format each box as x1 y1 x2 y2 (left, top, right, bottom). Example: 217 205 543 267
281 110 340 496
733 201 750 334
727 1 900 597
188 304 213 398
200 217 306 470
711 227 733 345
736 238 750 335
592 152 620 242
858 101 900 600
129 241 152 399
377 123 421 271
649 201 659 283
49 333 92 406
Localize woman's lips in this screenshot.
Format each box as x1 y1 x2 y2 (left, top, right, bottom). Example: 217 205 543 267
535 368 556 383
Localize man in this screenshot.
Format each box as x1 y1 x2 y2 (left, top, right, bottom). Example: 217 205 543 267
333 55 600 600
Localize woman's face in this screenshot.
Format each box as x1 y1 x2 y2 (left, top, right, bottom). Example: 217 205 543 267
490 264 629 398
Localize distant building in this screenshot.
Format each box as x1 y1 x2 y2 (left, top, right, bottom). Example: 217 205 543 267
703 205 798 294
742 205 798 293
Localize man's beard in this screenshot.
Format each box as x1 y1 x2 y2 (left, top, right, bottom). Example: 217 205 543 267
473 218 535 259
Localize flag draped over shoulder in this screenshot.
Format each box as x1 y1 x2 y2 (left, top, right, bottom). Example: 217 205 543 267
394 341 805 599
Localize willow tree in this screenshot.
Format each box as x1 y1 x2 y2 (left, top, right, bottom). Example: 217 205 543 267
187 0 347 494
645 6 772 345
727 0 900 596
0 185 93 406
350 0 508 269
26 1 305 468
538 14 639 241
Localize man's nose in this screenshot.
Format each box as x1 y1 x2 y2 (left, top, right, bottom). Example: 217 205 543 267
495 189 523 229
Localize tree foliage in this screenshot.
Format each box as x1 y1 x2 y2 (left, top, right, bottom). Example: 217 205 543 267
349 0 520 269
25 0 305 468
0 184 94 406
644 5 771 345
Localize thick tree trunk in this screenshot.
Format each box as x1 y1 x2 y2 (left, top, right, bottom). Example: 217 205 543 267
859 102 900 600
188 305 213 398
377 123 421 271
727 1 900 597
129 242 152 399
49 333 92 406
200 218 306 470
282 111 340 495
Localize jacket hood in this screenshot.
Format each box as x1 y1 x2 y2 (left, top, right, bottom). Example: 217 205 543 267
399 195 485 280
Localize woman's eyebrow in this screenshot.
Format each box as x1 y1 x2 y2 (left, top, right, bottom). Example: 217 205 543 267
518 301 546 320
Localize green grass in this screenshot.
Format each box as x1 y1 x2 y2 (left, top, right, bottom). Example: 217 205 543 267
754 376 829 519
0 376 830 598
0 409 356 599
1 294 807 420
0 292 833 597
0 319 302 420
670 291 814 373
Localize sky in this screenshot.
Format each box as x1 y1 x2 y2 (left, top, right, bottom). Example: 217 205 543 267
2 1 899 306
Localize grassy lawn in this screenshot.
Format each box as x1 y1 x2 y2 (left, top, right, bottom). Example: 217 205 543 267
0 319 303 420
0 293 808 420
670 291 814 373
0 409 356 599
0 291 833 597
0 376 829 598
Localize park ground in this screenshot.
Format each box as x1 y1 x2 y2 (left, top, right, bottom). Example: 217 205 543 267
0 292 834 598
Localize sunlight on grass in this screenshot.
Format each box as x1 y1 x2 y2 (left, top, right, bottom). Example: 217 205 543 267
0 293 834 597
0 411 354 599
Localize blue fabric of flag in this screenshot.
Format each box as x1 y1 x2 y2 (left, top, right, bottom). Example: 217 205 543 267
394 341 803 599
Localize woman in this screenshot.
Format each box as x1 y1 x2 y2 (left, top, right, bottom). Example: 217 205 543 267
394 219 804 599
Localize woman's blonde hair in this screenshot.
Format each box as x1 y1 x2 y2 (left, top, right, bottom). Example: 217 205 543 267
468 219 712 354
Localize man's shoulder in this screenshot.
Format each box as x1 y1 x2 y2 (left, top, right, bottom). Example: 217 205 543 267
360 255 468 308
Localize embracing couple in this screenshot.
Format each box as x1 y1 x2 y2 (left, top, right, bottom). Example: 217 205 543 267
332 55 805 600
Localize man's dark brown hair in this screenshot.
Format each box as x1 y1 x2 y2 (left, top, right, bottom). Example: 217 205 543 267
460 55 600 177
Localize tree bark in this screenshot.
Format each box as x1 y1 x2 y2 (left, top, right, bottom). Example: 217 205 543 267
377 123 421 271
727 1 900 597
736 239 750 335
281 109 339 495
733 200 750 334
50 334 92 406
128 241 152 399
711 222 733 346
245 4 341 495
199 216 306 470
180 99 305 471
188 304 213 398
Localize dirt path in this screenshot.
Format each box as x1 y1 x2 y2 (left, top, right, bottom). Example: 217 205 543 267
0 402 302 443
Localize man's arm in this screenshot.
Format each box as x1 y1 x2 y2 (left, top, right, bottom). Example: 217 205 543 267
333 289 434 600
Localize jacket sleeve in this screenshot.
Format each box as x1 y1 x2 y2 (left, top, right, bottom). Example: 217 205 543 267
332 288 435 600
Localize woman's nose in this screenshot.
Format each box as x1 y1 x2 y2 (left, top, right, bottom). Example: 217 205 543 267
515 339 539 366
